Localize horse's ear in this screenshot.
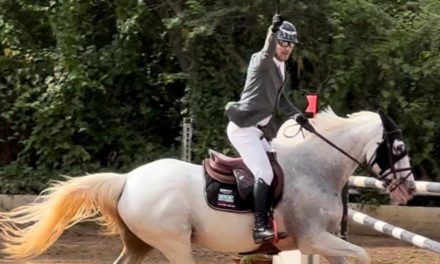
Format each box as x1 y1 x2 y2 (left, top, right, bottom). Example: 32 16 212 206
378 109 386 124
378 109 398 132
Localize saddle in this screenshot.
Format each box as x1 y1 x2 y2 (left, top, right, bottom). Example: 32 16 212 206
203 149 284 213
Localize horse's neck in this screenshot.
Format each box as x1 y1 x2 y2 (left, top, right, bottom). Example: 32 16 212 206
322 125 380 186
275 121 382 191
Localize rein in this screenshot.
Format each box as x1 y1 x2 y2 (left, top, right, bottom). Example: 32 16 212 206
311 128 412 192
285 124 412 192
309 129 383 180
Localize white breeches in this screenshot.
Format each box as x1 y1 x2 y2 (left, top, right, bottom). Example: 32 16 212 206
226 121 273 185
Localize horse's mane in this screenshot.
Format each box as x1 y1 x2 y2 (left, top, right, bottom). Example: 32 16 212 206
274 107 380 146
311 107 379 132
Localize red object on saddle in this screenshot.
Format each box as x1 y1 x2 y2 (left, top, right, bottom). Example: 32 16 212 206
305 93 318 117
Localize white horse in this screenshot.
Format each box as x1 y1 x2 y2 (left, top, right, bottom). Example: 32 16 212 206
0 108 416 264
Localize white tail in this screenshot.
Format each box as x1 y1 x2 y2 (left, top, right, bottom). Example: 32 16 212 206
0 172 127 259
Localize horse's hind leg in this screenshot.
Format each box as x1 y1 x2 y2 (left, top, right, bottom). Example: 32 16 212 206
113 223 153 264
151 233 196 264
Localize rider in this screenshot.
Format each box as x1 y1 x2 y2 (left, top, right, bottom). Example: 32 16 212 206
225 14 314 244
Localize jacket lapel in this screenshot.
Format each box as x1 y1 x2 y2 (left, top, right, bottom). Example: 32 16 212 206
273 63 284 83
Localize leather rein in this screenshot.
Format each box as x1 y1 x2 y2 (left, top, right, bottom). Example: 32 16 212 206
286 125 412 192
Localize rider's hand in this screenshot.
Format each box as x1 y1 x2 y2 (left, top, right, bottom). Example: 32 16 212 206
294 113 315 133
271 13 284 33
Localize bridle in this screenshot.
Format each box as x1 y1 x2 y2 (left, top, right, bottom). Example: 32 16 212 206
367 128 413 192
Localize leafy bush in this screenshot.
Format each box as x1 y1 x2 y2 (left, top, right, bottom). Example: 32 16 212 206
1 0 439 194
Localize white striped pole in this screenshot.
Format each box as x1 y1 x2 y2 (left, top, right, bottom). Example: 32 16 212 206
348 176 440 196
349 208 440 254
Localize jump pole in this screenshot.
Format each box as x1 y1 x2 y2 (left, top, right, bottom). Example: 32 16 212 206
349 176 440 196
349 208 440 254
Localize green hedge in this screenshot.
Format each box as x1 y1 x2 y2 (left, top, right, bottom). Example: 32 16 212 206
0 0 439 194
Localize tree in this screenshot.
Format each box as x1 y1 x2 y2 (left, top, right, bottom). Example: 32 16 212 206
1 0 439 194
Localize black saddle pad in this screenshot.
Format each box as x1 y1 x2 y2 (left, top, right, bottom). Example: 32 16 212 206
204 173 254 213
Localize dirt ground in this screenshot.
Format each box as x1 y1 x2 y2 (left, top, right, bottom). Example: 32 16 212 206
1 223 439 264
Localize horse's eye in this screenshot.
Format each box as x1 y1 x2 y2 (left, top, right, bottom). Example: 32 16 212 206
393 141 406 156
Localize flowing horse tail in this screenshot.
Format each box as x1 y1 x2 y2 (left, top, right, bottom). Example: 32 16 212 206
0 172 128 259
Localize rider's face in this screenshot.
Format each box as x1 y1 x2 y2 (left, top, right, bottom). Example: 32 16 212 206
275 40 294 61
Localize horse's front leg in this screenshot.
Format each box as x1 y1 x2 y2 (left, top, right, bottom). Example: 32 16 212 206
297 231 370 264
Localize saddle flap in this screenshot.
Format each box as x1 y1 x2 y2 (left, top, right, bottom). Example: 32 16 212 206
233 169 254 200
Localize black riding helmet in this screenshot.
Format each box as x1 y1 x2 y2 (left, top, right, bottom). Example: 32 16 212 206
277 21 298 44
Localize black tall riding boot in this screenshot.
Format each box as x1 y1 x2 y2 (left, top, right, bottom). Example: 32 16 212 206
253 178 275 244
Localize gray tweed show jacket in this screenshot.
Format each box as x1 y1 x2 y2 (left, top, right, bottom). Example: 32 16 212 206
225 28 301 128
